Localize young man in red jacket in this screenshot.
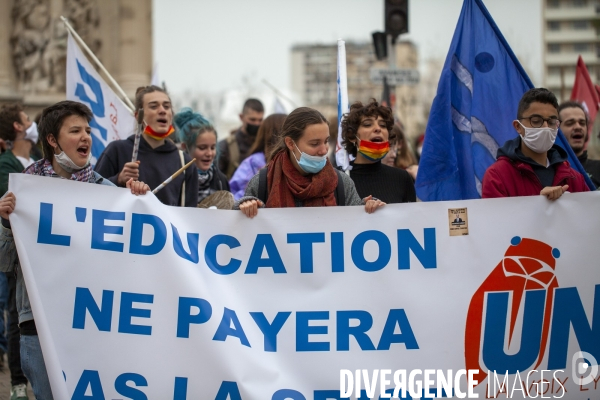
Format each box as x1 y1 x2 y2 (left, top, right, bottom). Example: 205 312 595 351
482 88 589 200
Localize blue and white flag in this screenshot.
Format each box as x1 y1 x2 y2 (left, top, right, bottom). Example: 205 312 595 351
66 34 135 164
415 0 594 201
335 39 350 171
150 62 161 87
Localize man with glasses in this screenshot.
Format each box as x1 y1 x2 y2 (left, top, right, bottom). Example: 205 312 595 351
482 88 589 199
558 101 600 188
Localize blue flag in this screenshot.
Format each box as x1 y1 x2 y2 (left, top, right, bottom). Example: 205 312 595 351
415 0 595 201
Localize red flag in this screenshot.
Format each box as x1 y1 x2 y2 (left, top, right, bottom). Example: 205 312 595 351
571 56 599 124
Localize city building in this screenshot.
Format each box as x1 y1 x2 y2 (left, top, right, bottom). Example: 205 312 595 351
290 40 425 140
543 0 600 101
0 0 152 115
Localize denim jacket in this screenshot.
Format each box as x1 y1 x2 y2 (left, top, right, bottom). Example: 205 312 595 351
0 172 114 325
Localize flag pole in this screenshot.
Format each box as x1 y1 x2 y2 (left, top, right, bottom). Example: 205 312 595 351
152 159 196 194
60 16 136 113
261 79 297 108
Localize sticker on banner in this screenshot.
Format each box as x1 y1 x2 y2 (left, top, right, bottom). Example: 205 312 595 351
448 208 468 236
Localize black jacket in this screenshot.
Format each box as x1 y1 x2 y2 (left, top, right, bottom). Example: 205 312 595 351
349 161 416 204
217 128 256 179
95 135 199 206
578 151 600 189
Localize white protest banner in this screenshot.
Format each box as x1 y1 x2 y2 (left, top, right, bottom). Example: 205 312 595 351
8 173 600 399
66 33 135 164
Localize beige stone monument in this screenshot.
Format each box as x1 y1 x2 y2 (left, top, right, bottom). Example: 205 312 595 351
0 0 152 116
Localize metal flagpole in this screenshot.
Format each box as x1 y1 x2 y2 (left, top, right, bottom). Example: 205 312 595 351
60 16 136 113
261 79 298 108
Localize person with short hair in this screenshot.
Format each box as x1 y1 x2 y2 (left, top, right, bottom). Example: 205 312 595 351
0 100 149 400
217 98 264 179
235 107 385 217
342 100 416 204
0 102 34 400
0 103 37 182
174 108 229 203
482 88 589 199
229 113 286 200
558 100 600 188
95 85 198 207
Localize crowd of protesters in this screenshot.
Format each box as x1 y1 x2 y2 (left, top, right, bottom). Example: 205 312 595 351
0 85 596 398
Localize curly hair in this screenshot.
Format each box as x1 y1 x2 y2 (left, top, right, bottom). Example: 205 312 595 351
341 99 395 157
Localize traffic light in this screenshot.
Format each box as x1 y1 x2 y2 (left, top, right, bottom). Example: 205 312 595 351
385 0 408 39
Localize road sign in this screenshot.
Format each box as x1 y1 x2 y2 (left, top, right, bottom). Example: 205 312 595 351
370 68 420 86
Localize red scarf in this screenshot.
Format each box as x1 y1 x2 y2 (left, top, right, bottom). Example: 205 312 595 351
266 151 338 208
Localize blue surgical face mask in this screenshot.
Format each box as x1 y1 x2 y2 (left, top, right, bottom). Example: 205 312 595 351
293 142 327 174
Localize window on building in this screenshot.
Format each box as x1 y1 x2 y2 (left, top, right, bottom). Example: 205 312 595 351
548 43 561 53
548 21 561 30
548 66 561 76
573 43 590 52
572 20 589 30
589 65 600 82
547 0 560 7
571 0 587 7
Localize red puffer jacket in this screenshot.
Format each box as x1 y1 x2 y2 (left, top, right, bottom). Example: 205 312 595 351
482 156 589 198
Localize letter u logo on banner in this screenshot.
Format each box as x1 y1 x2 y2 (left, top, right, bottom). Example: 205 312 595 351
464 237 560 384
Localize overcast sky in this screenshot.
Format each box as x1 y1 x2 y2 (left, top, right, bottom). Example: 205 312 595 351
153 0 542 96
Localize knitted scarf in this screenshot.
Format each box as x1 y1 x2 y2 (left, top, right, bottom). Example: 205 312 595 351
23 159 96 183
197 164 215 202
266 150 338 208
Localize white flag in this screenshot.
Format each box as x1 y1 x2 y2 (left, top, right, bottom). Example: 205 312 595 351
335 39 350 171
66 33 135 164
150 62 161 87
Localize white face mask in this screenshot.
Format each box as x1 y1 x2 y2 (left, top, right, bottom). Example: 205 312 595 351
517 121 557 153
24 122 39 143
54 149 91 174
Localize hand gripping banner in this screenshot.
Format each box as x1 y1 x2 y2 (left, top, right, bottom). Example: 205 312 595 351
5 174 600 399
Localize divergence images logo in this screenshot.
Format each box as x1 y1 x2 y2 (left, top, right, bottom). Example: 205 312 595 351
465 237 560 384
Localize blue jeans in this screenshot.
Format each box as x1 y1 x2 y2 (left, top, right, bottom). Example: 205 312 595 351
20 334 53 400
0 272 8 353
